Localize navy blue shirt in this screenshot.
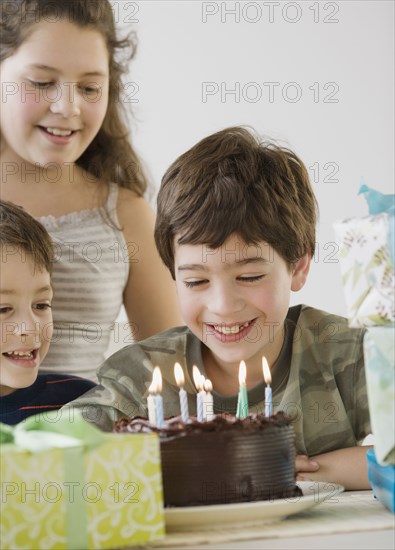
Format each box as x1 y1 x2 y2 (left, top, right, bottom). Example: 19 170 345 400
0 374 96 425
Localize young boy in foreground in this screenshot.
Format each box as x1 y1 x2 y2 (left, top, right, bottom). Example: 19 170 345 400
65 127 372 489
0 200 96 424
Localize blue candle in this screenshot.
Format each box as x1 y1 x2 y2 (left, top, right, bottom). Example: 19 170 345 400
147 381 156 425
262 357 272 417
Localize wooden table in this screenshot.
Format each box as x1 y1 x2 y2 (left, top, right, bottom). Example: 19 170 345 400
147 489 394 550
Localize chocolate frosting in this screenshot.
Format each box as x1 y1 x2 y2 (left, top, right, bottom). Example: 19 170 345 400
115 412 301 507
115 411 292 438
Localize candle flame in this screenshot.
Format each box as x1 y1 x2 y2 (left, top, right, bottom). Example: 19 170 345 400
262 357 271 384
203 378 213 392
238 360 246 385
174 362 185 387
148 380 156 394
192 365 204 391
152 366 162 393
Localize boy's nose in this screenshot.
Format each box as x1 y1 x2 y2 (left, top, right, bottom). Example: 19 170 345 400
3 320 40 349
11 309 40 338
49 83 81 117
208 285 244 317
15 319 39 339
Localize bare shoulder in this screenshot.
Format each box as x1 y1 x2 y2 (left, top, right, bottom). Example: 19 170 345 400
116 187 155 237
115 188 183 334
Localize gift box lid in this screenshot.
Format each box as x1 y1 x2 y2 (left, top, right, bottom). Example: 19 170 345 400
366 449 395 514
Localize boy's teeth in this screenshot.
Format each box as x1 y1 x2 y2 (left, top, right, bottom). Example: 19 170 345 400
214 322 250 335
5 351 33 358
46 127 72 136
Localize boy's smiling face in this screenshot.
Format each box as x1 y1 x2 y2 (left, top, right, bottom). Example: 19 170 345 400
174 234 310 386
0 249 53 396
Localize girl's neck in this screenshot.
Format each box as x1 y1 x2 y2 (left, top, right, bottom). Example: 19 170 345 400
0 152 107 218
1 148 83 187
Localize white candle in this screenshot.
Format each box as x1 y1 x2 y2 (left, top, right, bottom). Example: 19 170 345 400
203 379 215 421
262 357 272 417
192 365 205 422
174 362 189 422
155 393 164 428
153 366 164 428
147 380 156 425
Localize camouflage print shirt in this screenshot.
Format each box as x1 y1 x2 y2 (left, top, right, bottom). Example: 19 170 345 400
64 305 371 456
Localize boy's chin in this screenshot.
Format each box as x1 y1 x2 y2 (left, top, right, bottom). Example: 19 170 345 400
0 370 39 396
205 345 260 367
0 384 18 397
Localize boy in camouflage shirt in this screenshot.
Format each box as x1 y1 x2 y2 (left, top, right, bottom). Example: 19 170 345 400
66 127 371 489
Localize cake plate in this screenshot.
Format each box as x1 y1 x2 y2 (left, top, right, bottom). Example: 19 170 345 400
164 481 344 531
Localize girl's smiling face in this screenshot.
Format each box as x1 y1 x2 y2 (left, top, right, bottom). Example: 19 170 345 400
174 234 310 382
0 19 110 168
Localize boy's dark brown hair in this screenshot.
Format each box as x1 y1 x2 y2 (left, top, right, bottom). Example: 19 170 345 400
0 200 54 273
155 126 318 278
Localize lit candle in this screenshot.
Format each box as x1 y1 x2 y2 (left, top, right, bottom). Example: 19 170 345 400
147 380 156 425
174 362 189 422
153 366 164 428
192 365 205 422
203 379 215 421
262 357 272 417
236 360 248 418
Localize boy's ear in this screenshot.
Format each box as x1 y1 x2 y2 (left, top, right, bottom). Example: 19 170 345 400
291 254 311 291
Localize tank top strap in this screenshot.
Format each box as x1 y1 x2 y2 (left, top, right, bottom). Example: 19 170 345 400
105 183 121 225
106 182 119 210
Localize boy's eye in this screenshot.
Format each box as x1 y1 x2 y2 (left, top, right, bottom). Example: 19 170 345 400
34 303 52 311
0 306 12 314
184 280 207 288
238 275 265 283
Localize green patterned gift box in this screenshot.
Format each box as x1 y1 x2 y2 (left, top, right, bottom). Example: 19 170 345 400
333 213 394 328
0 411 164 549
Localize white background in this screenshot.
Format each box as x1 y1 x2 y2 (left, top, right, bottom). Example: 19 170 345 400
109 0 394 350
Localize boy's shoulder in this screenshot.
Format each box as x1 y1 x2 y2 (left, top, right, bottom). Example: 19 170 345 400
99 326 195 380
289 304 365 367
108 325 192 359
32 374 96 402
292 303 364 336
0 374 96 425
37 373 96 390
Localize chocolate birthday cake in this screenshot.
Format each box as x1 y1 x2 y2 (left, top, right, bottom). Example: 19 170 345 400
114 411 301 507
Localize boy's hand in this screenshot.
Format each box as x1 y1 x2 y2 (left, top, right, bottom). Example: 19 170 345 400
295 446 372 489
295 454 320 481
